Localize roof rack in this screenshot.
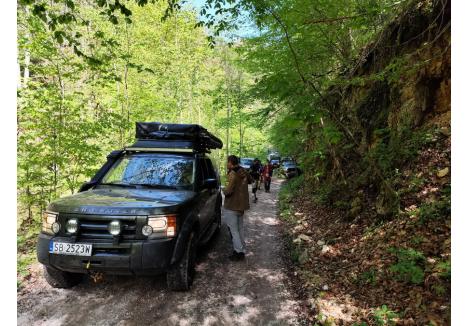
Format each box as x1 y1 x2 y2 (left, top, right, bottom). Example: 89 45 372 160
125 122 223 153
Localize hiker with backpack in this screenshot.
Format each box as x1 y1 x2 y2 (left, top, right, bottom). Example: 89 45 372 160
249 158 262 203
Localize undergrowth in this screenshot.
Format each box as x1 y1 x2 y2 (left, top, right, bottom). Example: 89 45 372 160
388 247 426 284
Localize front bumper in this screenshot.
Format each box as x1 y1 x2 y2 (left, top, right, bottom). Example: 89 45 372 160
37 233 176 275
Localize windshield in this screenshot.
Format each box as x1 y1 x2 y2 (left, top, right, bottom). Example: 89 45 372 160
101 154 194 188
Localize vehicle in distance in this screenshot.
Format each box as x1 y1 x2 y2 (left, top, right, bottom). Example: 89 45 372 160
281 160 301 179
268 153 281 167
240 157 254 170
37 122 223 291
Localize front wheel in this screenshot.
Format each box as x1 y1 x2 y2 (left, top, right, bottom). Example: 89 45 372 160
43 266 83 288
166 231 197 291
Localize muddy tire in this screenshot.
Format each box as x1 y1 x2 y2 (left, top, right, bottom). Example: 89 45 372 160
43 266 83 288
167 231 197 291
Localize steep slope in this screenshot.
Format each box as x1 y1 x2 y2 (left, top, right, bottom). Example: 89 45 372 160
279 0 451 324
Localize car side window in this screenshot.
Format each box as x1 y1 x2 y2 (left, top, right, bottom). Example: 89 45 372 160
199 158 210 180
204 159 216 179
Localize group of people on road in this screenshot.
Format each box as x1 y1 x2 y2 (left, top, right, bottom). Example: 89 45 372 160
222 155 276 261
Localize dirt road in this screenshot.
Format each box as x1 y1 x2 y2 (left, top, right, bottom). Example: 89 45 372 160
17 179 301 326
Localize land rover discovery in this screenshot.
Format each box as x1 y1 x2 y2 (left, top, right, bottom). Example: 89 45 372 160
37 123 223 291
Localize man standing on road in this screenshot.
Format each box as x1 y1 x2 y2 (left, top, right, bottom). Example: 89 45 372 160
223 155 252 261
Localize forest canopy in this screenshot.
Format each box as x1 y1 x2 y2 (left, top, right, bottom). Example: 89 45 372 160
17 0 267 226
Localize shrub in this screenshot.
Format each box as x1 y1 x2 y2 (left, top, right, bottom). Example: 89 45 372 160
357 268 378 286
278 174 304 204
418 185 450 224
435 260 451 278
388 247 426 284
373 305 399 325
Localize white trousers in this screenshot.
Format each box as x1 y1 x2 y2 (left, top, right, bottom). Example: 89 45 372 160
222 209 246 254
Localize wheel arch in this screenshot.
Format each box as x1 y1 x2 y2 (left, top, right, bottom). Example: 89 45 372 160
170 212 200 265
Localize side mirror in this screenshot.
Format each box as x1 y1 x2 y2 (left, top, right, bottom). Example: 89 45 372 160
203 178 217 189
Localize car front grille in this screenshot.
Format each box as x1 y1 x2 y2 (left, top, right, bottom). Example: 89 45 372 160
61 215 138 241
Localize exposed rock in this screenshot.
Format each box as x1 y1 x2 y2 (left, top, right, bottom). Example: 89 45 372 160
317 240 325 246
308 299 317 310
437 167 449 178
298 234 312 242
293 225 305 233
439 127 450 137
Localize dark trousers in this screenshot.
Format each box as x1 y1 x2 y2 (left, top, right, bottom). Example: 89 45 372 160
264 178 271 191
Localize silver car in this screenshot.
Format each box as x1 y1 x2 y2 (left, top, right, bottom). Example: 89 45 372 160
240 157 254 170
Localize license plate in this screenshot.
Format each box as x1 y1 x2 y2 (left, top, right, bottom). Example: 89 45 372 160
49 241 92 256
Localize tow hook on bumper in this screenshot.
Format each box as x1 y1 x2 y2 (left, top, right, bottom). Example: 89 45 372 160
86 260 105 283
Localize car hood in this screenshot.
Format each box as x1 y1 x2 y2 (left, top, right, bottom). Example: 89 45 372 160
48 187 196 215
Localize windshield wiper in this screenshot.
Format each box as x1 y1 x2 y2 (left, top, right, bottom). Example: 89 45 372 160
130 183 180 190
99 182 137 188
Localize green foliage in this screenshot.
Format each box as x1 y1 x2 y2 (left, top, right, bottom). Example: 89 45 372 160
17 1 267 247
431 283 446 296
279 173 304 202
372 305 399 326
17 251 37 290
365 128 431 179
289 244 302 264
235 0 414 194
435 261 451 279
312 182 336 205
357 268 378 286
388 247 426 284
417 185 451 224
410 235 426 246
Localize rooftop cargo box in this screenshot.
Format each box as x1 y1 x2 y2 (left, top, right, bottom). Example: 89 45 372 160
128 122 223 152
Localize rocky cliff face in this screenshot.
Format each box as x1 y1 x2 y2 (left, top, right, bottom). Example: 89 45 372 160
315 0 451 217
341 0 450 133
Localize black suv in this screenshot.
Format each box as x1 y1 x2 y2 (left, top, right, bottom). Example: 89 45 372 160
37 123 223 291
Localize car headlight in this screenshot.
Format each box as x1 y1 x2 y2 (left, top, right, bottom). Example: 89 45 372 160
144 215 177 238
42 211 59 235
